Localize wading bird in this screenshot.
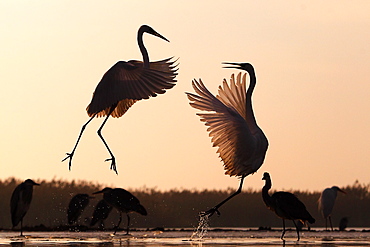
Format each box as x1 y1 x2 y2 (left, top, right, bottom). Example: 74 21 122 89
93 187 147 235
67 193 93 225
62 25 178 174
318 186 346 231
186 62 268 217
262 172 315 241
90 199 113 229
10 179 40 236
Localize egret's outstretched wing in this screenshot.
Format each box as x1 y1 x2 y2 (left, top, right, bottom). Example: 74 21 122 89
87 57 178 118
187 78 258 177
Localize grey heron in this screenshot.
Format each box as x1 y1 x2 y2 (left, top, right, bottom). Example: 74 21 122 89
262 172 315 241
93 187 147 235
67 193 93 225
62 25 178 174
10 179 40 236
90 199 113 229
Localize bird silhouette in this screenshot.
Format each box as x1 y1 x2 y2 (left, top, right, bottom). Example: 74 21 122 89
10 179 40 236
62 25 178 174
318 186 346 231
262 172 315 241
93 187 147 235
186 62 268 217
67 193 93 225
90 199 113 229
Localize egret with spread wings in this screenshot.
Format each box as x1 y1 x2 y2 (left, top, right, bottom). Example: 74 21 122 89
186 62 268 217
62 25 178 173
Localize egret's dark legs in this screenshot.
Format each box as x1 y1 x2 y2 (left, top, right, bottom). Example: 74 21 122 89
126 214 131 235
97 105 118 174
201 176 245 217
281 219 286 240
62 115 95 170
292 220 300 241
113 212 122 235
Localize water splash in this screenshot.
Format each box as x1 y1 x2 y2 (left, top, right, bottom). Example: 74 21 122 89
190 213 209 240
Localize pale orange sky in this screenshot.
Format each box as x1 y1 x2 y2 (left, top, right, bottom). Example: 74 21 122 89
1 1 369 192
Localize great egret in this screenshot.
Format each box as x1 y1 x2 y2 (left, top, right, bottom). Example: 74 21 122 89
67 193 93 225
262 172 315 241
10 179 40 236
93 187 147 235
186 62 268 217
318 186 346 231
62 25 178 174
90 199 113 229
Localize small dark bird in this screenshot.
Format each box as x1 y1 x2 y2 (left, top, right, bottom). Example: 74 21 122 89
10 179 40 236
90 199 113 229
62 24 178 174
318 186 346 231
186 62 268 218
339 217 348 231
262 172 315 241
93 187 147 235
67 193 93 225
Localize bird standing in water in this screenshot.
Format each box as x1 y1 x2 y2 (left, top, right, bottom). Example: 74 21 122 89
90 199 113 229
10 179 40 236
62 25 178 174
262 172 315 241
318 186 346 231
186 62 268 217
93 187 147 235
67 193 93 225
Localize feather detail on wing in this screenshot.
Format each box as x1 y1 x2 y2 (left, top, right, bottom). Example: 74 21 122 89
87 57 178 118
186 78 257 177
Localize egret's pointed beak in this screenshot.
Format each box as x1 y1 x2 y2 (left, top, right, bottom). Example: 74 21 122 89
222 62 243 69
154 32 170 42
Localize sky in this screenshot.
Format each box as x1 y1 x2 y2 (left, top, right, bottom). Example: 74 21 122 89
1 1 369 193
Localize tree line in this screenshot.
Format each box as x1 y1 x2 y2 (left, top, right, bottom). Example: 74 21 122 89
0 177 369 230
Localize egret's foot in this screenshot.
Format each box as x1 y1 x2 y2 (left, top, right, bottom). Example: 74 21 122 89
199 207 220 218
62 152 74 170
105 157 118 174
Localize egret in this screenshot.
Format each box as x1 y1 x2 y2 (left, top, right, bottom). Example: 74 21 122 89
90 199 113 229
62 25 178 174
10 179 40 236
186 62 268 217
67 193 93 225
318 186 346 231
262 172 315 241
93 187 147 235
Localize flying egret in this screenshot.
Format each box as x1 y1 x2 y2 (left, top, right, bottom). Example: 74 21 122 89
90 199 113 229
262 172 315 241
93 187 147 235
10 179 40 236
62 25 178 174
186 62 268 217
318 186 346 231
67 193 93 225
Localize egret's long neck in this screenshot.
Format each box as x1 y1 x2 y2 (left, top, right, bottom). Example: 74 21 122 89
246 69 258 127
137 30 149 68
262 178 274 208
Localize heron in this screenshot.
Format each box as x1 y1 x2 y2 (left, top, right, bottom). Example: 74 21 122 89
186 62 268 217
62 25 178 174
93 187 147 235
262 172 315 241
10 179 40 236
67 193 93 225
318 186 346 231
90 199 113 229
